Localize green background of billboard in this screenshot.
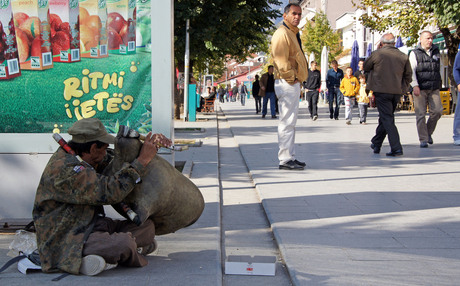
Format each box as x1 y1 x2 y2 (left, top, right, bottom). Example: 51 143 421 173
0 51 153 133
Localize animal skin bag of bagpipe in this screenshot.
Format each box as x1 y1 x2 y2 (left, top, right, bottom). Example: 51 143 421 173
104 128 205 235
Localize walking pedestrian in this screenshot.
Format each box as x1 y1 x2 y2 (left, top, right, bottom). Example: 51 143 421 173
252 75 261 113
340 67 360 125
271 3 308 170
232 84 238 102
227 86 232 102
239 83 248 106
260 65 277 119
304 61 321 120
364 33 412 156
453 50 460 146
409 31 443 148
326 60 344 120
218 85 226 103
356 74 372 124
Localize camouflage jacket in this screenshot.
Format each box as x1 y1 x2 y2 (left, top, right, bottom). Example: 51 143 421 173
33 147 147 274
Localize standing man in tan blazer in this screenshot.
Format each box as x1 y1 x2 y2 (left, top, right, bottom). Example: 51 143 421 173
271 3 308 170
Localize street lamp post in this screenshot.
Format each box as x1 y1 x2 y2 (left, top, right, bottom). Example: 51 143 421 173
183 19 190 121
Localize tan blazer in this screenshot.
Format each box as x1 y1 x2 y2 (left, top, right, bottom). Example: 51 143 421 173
271 22 308 84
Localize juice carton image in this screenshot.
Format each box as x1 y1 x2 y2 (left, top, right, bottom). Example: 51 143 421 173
0 0 21 79
107 0 135 54
135 0 149 51
79 0 108 58
49 0 80 62
11 0 54 70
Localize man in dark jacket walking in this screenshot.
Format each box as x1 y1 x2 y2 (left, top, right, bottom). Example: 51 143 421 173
218 85 226 103
259 65 277 119
364 33 412 156
304 61 321 120
326 60 344 120
252 75 261 113
409 31 443 148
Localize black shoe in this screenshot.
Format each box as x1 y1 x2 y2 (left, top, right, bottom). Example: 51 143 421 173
334 117 339 120
279 160 304 170
262 115 265 118
386 149 403 157
330 114 333 119
428 136 433 144
370 143 381 154
272 115 277 119
420 142 429 148
293 159 306 167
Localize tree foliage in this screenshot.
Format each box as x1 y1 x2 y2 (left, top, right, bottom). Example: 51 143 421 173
174 0 282 75
300 12 342 67
173 0 281 118
353 0 433 46
421 0 460 28
353 0 460 89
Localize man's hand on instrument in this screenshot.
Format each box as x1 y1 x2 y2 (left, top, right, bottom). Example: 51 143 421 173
137 132 159 166
151 133 172 149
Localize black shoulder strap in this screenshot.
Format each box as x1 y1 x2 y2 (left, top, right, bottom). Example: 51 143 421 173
0 220 35 274
0 255 27 273
24 221 35 232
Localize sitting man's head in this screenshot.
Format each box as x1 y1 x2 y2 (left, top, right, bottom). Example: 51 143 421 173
67 118 115 166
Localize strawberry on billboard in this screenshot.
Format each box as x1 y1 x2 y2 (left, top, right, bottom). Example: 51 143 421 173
0 0 153 135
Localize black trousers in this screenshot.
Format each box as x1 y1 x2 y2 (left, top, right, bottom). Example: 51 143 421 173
306 90 319 117
371 92 402 151
254 95 261 112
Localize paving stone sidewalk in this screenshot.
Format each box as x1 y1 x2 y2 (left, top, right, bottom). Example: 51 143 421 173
219 99 460 286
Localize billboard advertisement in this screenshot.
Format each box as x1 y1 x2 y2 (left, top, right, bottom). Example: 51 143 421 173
0 0 153 136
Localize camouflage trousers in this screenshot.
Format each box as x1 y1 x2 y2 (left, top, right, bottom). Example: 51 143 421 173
82 217 155 267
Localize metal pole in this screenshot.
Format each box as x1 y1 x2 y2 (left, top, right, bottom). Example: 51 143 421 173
183 19 190 121
151 0 174 164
